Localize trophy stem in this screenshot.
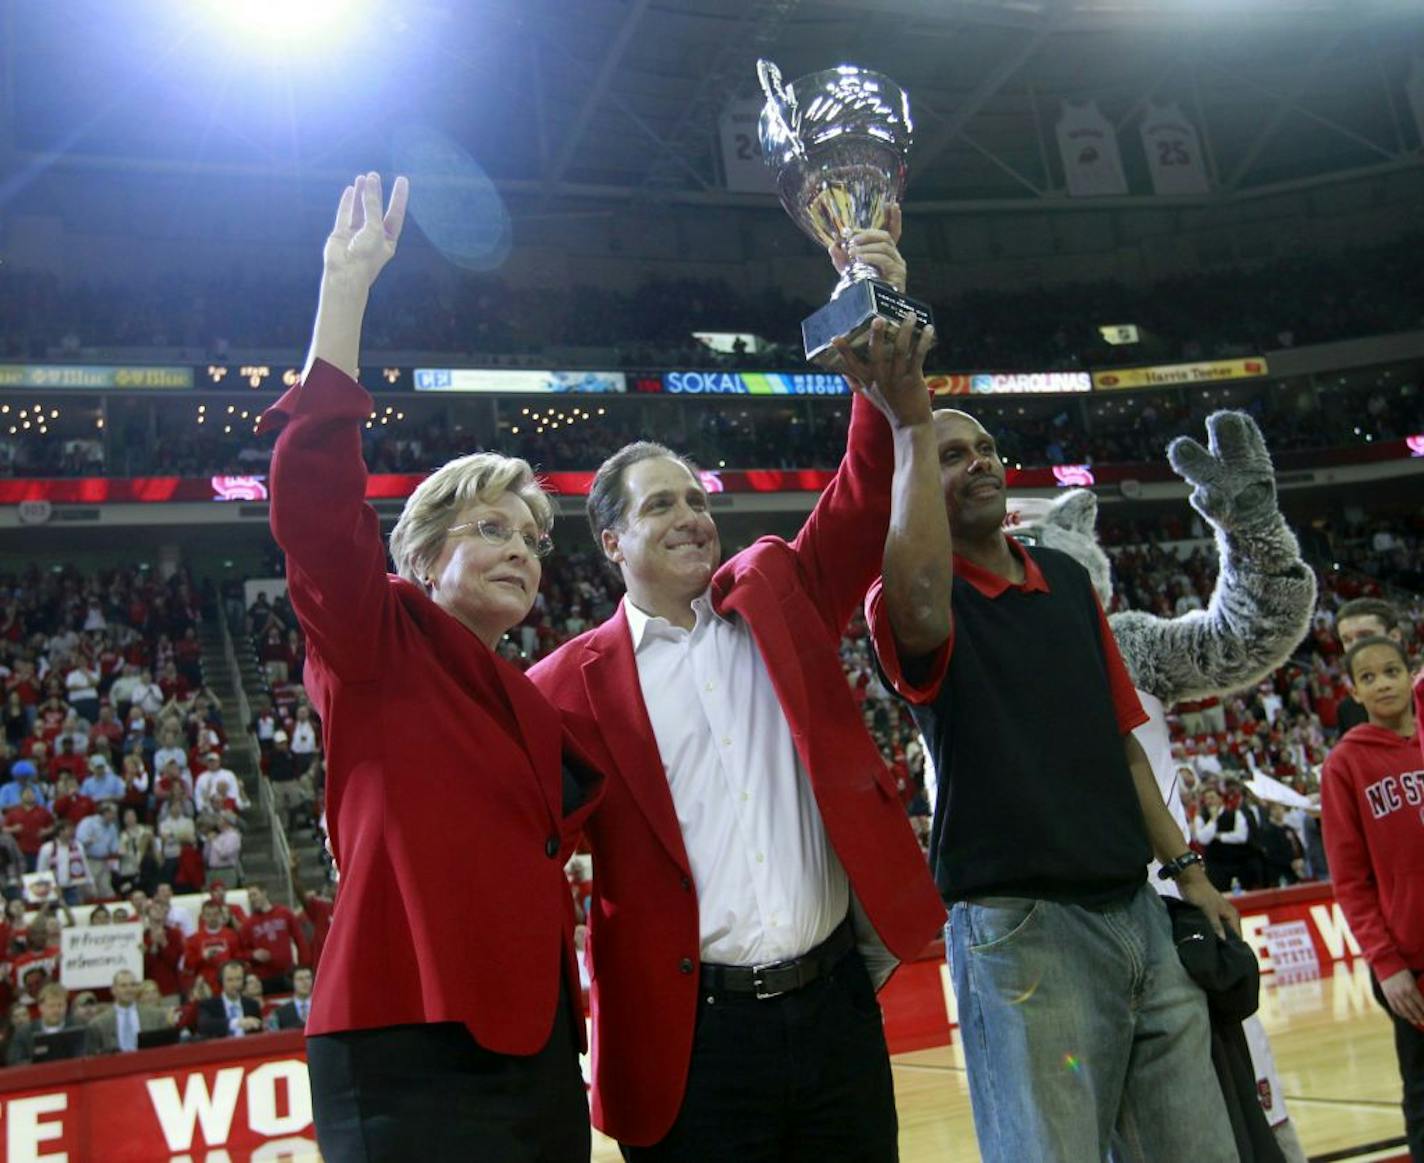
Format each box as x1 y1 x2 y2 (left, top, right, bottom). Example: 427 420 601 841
832 260 883 299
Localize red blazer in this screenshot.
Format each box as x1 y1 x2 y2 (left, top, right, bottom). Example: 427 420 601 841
261 360 601 1055
529 392 945 1145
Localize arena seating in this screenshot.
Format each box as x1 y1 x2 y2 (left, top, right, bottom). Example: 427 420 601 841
3 232 1421 369
265 503 1422 881
0 499 1415 1071
0 363 1414 480
0 566 327 1064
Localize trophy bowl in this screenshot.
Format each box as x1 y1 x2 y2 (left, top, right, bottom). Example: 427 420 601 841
757 59 934 369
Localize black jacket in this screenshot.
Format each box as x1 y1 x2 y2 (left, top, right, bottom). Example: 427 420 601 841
1165 899 1285 1163
196 995 263 1039
272 999 309 1030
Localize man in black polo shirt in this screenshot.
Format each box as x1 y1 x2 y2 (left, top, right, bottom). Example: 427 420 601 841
865 408 1240 1163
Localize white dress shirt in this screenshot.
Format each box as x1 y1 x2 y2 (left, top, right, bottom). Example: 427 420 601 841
625 593 848 967
290 721 318 755
115 1003 139 1052
1193 806 1250 845
225 995 247 1036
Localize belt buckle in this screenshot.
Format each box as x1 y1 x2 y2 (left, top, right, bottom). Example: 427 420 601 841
751 961 787 1000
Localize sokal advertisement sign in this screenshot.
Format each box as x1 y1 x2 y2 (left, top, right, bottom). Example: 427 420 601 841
928 372 1091 395
1093 357 1269 391
414 369 626 393
663 371 850 396
0 364 193 390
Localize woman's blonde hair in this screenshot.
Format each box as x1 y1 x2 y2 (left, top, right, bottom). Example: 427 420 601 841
388 452 553 584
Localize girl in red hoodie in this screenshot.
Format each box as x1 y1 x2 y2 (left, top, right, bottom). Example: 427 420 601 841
1322 635 1424 1161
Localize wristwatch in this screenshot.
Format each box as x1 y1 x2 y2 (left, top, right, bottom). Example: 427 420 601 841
1157 851 1204 881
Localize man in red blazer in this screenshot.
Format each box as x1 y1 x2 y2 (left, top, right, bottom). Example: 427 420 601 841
530 222 948 1160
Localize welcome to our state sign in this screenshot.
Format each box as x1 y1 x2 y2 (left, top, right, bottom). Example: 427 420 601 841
0 1033 314 1162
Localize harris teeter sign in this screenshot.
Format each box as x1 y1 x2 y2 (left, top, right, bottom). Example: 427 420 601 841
1092 357 1269 391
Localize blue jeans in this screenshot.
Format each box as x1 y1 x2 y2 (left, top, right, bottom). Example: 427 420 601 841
946 884 1238 1163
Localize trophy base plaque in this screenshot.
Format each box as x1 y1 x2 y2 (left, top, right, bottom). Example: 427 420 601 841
803 279 935 370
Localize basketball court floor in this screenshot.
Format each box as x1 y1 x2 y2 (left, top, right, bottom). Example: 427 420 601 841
591 959 1410 1161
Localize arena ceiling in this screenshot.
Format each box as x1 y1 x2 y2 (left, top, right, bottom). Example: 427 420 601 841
2 0 1422 212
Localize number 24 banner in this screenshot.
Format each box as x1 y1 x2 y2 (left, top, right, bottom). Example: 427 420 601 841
719 98 775 194
1139 102 1211 196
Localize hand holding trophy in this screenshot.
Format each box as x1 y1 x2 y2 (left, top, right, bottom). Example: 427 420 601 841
756 59 935 370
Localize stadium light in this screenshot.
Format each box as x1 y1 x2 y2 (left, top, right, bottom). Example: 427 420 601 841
203 0 353 45
1099 324 1139 346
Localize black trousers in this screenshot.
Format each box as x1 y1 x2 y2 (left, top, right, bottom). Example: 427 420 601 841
307 984 588 1163
621 948 898 1163
1373 971 1424 1162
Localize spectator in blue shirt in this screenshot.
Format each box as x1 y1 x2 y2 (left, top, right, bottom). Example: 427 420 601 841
80 756 125 804
0 760 49 809
76 802 120 898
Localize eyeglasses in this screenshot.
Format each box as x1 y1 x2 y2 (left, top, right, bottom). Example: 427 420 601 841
447 519 555 559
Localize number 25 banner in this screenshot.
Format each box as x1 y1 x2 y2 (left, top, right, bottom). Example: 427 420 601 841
1139 102 1211 196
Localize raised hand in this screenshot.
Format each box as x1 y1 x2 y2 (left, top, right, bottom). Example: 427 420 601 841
323 172 409 295
832 311 935 432
828 205 906 292
302 173 409 380
1167 410 1277 533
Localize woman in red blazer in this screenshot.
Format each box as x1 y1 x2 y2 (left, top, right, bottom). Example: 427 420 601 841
260 173 600 1162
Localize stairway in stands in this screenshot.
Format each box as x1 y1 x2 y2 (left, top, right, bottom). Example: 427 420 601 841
196 616 326 902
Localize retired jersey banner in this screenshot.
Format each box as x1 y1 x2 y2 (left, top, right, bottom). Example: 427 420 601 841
719 98 775 194
1093 357 1269 391
1055 101 1128 197
1139 103 1210 195
928 372 1091 395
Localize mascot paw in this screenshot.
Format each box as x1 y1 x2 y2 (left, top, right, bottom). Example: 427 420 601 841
1167 411 1277 532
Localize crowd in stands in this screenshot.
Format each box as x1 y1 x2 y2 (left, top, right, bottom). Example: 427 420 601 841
0 879 325 1066
0 566 334 1067
2 489 1412 1066
256 474 1419 906
933 233 1424 372
2 363 1415 481
242 592 322 837
4 227 1423 482
987 374 1420 470
3 232 1422 371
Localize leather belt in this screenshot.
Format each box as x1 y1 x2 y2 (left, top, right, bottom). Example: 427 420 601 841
699 917 855 1000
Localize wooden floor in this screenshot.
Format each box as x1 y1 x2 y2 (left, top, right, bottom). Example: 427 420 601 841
591 959 1407 1161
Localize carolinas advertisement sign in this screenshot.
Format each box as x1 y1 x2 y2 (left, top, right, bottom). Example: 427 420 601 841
663 371 850 395
928 371 1091 395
